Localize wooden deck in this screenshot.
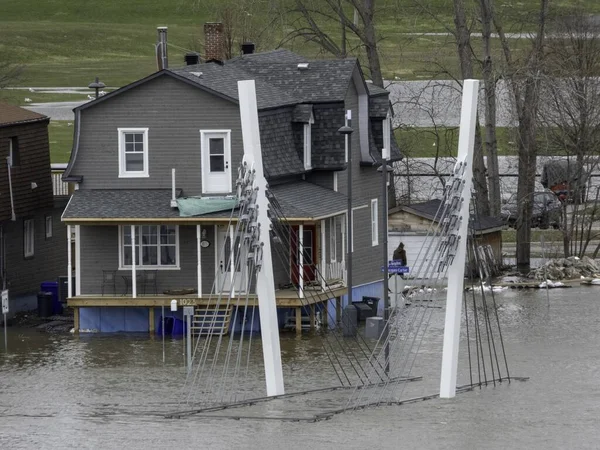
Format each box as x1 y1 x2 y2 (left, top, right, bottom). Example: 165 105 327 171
68 286 347 334
67 286 347 308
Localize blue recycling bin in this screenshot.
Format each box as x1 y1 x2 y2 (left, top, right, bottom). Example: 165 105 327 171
157 316 186 336
40 281 62 315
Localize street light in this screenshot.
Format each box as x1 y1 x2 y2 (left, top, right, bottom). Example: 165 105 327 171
377 149 393 374
88 76 105 99
338 113 353 309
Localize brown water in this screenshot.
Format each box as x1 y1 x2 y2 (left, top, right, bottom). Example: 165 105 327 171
1 286 599 449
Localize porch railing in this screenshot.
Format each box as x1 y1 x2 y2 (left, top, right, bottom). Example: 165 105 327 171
318 261 346 286
51 163 70 197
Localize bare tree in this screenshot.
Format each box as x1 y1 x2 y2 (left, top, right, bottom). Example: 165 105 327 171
478 0 501 217
540 11 600 258
0 52 24 90
452 0 490 216
281 0 384 87
494 0 550 273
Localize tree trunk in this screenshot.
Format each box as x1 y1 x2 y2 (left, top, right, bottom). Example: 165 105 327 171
361 0 384 87
479 0 501 217
453 0 490 216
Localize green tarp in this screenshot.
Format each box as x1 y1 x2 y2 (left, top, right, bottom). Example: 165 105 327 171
176 196 238 217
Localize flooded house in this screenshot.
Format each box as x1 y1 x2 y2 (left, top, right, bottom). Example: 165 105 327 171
61 25 401 333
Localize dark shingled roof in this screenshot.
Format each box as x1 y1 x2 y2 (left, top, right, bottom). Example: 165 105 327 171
292 104 313 122
367 83 389 96
269 181 348 219
173 63 298 110
0 102 48 127
63 182 348 221
259 109 305 178
369 95 390 118
400 199 505 232
311 103 346 169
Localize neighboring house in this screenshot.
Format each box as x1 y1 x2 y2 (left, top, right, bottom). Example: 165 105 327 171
0 103 68 319
389 199 505 277
61 24 402 333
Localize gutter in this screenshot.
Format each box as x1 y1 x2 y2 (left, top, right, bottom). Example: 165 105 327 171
6 157 16 221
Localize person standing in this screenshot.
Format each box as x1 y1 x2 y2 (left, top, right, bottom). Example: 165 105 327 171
392 242 407 266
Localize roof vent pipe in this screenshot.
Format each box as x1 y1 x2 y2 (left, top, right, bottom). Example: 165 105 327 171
185 52 200 65
241 42 255 55
297 63 309 70
156 27 168 70
171 168 177 208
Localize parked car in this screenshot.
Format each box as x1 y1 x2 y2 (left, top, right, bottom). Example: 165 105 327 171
500 190 562 229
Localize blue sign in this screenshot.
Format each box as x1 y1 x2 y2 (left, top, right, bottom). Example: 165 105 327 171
388 260 405 267
382 265 409 274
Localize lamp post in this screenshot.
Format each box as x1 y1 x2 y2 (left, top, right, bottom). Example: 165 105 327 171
88 77 105 99
378 149 392 374
338 113 353 309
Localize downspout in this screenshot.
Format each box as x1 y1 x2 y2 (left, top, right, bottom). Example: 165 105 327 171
6 157 16 221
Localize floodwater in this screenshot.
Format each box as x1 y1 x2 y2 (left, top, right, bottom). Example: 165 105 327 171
1 286 599 449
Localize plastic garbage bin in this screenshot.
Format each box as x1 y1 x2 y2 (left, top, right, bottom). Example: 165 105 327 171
37 292 53 318
362 296 380 317
41 281 62 315
352 302 373 321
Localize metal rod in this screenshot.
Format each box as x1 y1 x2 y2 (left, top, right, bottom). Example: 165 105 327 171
381 158 390 374
162 305 165 364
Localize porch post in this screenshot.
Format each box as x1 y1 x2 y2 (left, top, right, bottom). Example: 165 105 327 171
197 225 202 298
320 219 326 291
295 306 302 334
309 304 315 330
131 225 137 298
229 224 235 296
75 225 81 296
341 216 346 285
67 225 72 298
298 224 304 299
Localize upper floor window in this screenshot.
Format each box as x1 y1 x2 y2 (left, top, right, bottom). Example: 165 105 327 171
24 218 34 258
8 137 20 168
303 112 314 170
371 199 379 247
119 225 179 269
45 215 53 239
118 128 149 178
382 110 391 159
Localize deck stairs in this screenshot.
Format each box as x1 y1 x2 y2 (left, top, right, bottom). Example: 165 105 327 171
191 305 233 336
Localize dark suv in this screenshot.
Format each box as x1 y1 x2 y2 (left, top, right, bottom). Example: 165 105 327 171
500 190 562 229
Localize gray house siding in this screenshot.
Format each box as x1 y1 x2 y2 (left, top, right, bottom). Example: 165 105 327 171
305 171 334 190
332 81 384 288
2 207 67 297
71 75 243 196
79 224 216 295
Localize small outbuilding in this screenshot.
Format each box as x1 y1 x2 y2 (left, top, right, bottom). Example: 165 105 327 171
388 199 505 277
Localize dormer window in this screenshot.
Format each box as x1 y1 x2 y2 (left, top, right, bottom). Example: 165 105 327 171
303 112 314 170
118 128 149 178
382 109 391 159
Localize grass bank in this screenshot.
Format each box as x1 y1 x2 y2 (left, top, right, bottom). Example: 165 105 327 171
49 121 74 163
1 0 599 91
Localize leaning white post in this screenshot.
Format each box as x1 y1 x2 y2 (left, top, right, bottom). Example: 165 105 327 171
67 225 72 298
238 79 285 396
131 225 137 298
440 79 479 398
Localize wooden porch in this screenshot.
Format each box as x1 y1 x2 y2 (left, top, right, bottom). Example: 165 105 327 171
67 286 347 334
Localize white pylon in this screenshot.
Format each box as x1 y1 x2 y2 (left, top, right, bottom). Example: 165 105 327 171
237 80 285 396
439 79 479 399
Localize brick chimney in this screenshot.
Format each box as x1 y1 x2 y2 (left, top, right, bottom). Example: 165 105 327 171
204 22 224 62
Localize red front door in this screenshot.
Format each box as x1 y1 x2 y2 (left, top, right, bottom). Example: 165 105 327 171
290 225 316 285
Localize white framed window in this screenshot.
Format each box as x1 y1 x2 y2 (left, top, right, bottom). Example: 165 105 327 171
45 215 53 239
118 128 149 178
119 225 179 269
371 198 379 246
382 109 391 160
24 219 34 258
303 113 314 170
